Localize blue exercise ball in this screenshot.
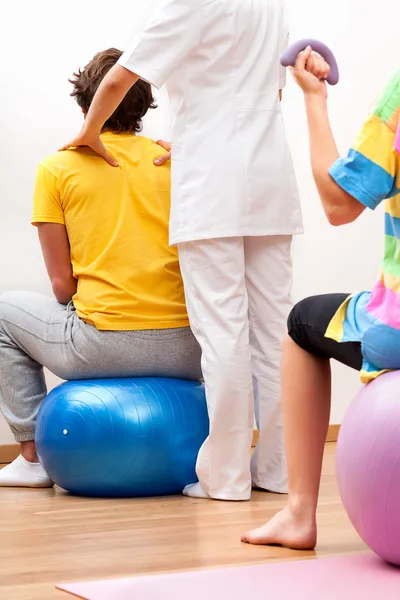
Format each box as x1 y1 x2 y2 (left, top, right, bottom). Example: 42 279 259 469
35 378 209 498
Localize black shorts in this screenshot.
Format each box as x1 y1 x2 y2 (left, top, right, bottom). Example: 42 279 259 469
288 294 362 371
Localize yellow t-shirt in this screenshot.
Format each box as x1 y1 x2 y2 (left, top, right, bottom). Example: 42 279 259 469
32 133 190 331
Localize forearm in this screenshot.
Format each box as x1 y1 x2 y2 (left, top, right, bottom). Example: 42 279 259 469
38 223 78 305
51 275 77 305
82 65 138 137
303 94 365 225
304 95 339 204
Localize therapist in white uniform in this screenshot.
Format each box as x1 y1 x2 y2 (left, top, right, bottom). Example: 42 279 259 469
62 0 303 501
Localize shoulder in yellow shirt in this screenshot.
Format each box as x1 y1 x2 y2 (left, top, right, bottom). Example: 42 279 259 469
32 133 190 331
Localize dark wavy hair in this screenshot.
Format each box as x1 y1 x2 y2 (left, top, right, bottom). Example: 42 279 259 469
69 48 157 133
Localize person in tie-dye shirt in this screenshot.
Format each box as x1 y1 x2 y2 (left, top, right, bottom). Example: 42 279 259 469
241 47 400 550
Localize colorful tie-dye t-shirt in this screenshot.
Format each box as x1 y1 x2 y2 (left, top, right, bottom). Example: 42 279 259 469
325 69 400 383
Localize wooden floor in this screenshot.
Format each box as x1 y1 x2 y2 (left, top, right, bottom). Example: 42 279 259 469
0 444 366 600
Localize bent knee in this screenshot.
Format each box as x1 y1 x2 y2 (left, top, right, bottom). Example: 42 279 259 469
287 296 323 354
0 291 31 311
287 297 314 336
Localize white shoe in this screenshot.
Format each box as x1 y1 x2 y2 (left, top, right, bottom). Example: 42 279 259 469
182 482 211 499
0 455 54 488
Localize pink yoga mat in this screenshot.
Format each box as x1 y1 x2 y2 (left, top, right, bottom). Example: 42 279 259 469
58 554 400 600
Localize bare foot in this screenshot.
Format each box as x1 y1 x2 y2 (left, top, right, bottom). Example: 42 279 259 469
241 505 317 550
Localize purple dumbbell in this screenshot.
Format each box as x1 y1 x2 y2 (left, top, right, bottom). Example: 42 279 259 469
280 39 339 86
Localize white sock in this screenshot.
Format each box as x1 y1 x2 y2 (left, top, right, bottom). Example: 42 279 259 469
0 455 54 488
182 482 211 499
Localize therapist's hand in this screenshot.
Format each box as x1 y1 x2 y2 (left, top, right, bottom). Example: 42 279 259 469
154 140 171 166
59 127 119 167
291 46 330 99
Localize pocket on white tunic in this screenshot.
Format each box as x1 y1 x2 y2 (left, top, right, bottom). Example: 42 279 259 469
234 90 301 228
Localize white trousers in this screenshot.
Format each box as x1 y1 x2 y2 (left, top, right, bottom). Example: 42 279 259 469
178 236 293 500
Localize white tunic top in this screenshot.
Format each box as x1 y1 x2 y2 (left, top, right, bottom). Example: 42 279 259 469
119 0 303 245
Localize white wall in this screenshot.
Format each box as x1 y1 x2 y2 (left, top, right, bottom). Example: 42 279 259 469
0 0 398 443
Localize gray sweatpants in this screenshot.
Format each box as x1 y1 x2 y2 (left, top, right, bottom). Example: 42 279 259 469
0 291 202 442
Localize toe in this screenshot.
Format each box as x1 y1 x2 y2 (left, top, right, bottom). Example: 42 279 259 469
241 529 259 544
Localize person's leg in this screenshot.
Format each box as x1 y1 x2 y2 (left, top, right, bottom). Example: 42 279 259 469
70 325 203 382
0 290 202 487
242 294 362 548
0 282 203 488
178 238 254 501
245 236 293 493
149 327 203 381
0 291 77 487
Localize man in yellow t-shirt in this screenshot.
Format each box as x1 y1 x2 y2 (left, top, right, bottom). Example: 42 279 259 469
0 48 201 488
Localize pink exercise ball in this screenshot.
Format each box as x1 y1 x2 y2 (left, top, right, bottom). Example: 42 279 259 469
336 370 400 566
